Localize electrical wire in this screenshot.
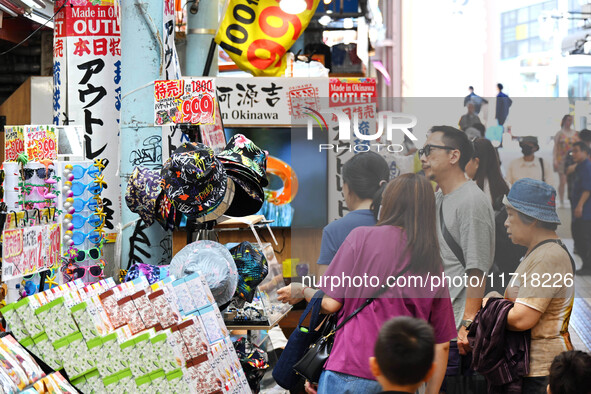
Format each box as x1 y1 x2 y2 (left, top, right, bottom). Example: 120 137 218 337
0 0 69 57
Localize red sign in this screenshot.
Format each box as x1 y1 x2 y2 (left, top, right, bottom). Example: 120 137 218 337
54 4 121 38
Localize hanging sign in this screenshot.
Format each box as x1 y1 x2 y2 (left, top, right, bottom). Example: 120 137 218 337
25 125 59 161
216 77 328 126
214 0 320 76
200 99 226 154
4 126 25 162
326 78 378 222
154 78 216 125
2 224 62 281
53 0 121 233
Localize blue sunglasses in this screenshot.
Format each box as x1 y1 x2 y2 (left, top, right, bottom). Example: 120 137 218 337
72 230 104 246
72 181 103 197
72 164 101 180
73 197 99 212
72 213 104 229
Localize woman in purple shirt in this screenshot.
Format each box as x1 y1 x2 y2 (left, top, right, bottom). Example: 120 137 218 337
285 174 457 394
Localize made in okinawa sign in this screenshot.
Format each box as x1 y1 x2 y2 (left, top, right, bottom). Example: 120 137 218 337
154 78 216 125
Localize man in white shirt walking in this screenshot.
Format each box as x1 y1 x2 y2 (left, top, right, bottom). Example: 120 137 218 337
506 136 555 187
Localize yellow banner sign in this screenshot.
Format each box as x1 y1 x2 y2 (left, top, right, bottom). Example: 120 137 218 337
215 0 319 76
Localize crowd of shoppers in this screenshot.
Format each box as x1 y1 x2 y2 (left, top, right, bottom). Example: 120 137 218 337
276 124 591 394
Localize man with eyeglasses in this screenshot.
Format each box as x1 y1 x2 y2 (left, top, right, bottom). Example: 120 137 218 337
420 126 495 392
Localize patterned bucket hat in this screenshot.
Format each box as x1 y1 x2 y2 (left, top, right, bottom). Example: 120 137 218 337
125 167 163 225
217 134 269 187
224 172 264 217
161 142 228 219
229 242 269 303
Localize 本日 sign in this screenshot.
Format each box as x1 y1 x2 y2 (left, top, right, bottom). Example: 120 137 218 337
53 0 121 233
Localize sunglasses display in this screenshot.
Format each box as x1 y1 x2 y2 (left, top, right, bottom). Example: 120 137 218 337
71 181 103 196
75 247 102 262
25 185 57 199
23 167 54 180
71 213 105 229
72 196 100 212
71 164 101 180
72 230 104 246
71 264 103 279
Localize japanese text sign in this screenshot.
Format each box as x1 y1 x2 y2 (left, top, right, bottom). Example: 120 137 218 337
215 0 320 76
154 78 216 125
4 126 25 162
25 125 59 161
2 224 62 281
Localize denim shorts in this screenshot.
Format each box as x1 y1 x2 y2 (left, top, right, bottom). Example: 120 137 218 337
317 370 382 394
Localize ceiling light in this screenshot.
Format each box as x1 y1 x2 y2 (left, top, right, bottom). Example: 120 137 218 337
323 0 332 4
27 12 53 28
319 15 332 26
343 18 354 29
280 0 307 15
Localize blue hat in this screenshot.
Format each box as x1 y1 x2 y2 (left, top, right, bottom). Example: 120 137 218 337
503 178 561 224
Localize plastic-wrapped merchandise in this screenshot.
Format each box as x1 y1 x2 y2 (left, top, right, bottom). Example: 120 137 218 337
0 335 45 386
0 367 18 394
169 240 238 306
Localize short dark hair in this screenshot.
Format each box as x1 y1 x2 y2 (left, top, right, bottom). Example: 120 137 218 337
469 86 474 90
342 152 390 219
580 129 591 142
516 211 558 231
374 317 435 386
573 141 591 156
429 126 474 171
549 351 591 394
497 83 504 90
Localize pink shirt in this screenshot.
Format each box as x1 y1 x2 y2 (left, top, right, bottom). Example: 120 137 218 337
320 226 457 380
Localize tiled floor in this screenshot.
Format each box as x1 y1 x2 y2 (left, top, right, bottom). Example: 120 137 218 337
556 207 589 352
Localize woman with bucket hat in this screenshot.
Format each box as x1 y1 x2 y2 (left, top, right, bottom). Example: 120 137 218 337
487 178 575 394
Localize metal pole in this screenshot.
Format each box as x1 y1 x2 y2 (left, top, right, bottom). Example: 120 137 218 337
186 0 219 76
120 0 172 268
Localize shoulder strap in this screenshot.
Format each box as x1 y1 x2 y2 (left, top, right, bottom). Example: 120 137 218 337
439 202 466 268
334 262 414 333
539 157 545 182
528 239 576 273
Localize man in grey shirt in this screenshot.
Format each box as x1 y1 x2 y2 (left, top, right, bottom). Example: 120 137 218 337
420 126 495 360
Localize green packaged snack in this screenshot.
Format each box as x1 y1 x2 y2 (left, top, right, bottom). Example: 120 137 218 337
149 369 169 394
70 375 87 392
151 333 178 373
37 297 78 341
135 374 152 391
2 304 30 341
14 298 44 337
71 301 100 341
166 368 191 394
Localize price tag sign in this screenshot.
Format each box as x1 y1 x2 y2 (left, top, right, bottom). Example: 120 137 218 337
154 78 216 125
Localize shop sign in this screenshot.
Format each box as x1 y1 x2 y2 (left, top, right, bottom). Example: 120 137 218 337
154 78 216 125
217 77 329 126
215 0 320 76
326 78 378 222
53 0 121 232
25 125 58 161
4 126 25 162
2 224 62 281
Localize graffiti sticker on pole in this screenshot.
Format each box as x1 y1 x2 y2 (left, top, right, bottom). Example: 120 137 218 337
154 78 216 125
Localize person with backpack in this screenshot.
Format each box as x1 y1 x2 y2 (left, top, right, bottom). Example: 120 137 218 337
506 136 555 188
465 138 527 293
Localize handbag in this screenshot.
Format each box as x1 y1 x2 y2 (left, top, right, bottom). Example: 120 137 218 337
293 281 401 385
272 290 332 390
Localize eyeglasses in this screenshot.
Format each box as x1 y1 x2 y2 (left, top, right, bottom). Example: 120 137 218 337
418 144 456 157
71 164 102 180
71 181 103 196
71 265 103 279
75 248 102 263
72 213 105 229
72 230 104 246
23 168 54 180
73 197 100 212
25 186 57 199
